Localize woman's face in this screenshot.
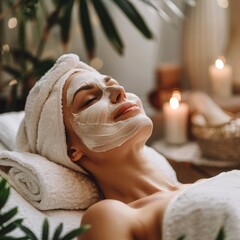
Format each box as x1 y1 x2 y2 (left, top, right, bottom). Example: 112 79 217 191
63 70 152 153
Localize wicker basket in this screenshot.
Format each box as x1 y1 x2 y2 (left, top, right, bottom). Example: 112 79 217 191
192 115 240 161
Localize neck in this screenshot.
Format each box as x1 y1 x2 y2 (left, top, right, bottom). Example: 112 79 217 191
82 143 178 203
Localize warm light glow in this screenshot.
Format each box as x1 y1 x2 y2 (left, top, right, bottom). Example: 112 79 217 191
90 57 103 70
217 0 228 8
215 59 224 70
170 97 179 109
8 17 18 29
9 79 17 86
2 44 10 53
186 0 196 7
172 90 181 102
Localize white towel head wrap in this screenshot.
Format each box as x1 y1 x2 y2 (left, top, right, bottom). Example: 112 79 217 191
15 53 97 173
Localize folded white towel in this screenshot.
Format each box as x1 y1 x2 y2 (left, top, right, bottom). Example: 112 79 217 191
0 150 101 210
163 170 240 240
16 54 97 173
0 111 24 150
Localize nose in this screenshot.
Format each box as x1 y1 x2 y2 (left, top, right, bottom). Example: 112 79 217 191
108 85 126 103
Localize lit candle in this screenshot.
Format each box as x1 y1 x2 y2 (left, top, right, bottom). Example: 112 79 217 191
209 58 232 98
163 94 189 144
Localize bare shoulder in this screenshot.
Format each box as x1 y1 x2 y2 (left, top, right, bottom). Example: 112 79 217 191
78 200 136 240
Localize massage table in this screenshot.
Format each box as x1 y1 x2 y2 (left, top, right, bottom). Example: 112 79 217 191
1 111 240 240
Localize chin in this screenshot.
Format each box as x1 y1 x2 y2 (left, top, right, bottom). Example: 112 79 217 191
126 114 153 146
137 116 153 140
81 114 153 154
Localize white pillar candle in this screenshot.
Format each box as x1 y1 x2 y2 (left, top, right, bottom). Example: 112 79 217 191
163 96 189 145
209 59 232 98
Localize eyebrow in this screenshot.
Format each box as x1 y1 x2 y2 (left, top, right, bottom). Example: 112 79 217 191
72 84 94 102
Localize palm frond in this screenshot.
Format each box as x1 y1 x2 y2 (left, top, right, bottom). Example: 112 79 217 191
79 0 95 59
112 0 153 38
91 0 124 55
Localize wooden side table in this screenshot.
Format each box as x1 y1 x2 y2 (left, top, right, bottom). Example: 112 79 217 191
167 159 238 183
151 140 240 184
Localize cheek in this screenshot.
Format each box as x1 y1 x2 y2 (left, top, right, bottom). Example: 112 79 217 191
73 100 111 125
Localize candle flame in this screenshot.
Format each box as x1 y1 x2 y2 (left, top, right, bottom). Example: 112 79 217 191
8 17 18 29
215 59 224 69
2 44 10 53
170 97 179 109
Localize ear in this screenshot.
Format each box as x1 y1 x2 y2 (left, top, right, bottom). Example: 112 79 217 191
67 147 83 162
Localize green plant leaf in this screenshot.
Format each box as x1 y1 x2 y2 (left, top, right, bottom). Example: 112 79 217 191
10 48 39 65
2 65 22 79
0 236 29 240
177 236 185 240
79 0 95 59
0 184 10 210
18 224 38 240
0 179 7 191
215 227 225 240
53 222 63 240
91 0 124 55
0 207 18 225
51 0 58 7
22 0 39 19
139 0 159 12
61 225 91 240
45 0 66 39
112 0 153 39
33 59 55 80
59 0 74 46
41 219 49 240
0 219 23 236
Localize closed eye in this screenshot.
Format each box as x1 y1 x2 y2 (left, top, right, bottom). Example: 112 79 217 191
82 97 97 108
72 84 102 113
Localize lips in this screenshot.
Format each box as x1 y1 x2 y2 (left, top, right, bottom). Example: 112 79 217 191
113 102 140 120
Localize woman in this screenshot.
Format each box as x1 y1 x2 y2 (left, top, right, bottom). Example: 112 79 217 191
17 54 236 240
61 65 189 240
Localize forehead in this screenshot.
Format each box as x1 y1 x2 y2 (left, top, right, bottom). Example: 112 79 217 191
66 71 107 106
71 70 105 86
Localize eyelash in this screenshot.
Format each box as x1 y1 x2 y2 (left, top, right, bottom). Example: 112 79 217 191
82 97 96 107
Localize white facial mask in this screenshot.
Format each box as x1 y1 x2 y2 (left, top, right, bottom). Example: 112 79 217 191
67 71 152 152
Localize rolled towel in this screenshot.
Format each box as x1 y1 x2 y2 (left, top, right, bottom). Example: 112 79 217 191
0 150 101 210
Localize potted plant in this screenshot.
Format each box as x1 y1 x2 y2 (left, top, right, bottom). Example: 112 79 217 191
0 0 157 112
